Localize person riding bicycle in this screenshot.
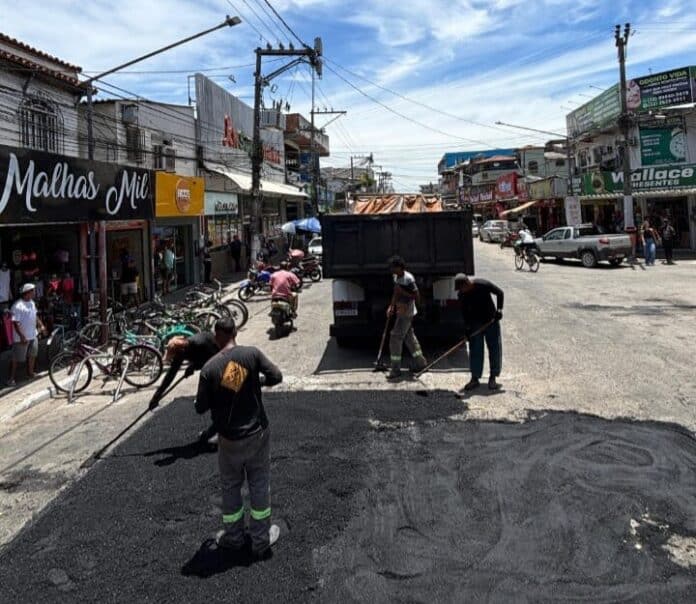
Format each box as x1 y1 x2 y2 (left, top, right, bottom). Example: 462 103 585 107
269 261 300 317
517 225 536 256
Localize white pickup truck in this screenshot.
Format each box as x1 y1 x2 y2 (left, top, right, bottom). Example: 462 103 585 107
534 224 632 268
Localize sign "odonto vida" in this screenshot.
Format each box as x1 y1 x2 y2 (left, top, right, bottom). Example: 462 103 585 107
0 144 154 223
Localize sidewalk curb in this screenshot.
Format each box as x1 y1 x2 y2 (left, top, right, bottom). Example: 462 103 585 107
1 276 246 423
0 380 69 423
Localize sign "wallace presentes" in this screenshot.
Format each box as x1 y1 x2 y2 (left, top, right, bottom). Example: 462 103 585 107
0 145 154 224
582 164 696 194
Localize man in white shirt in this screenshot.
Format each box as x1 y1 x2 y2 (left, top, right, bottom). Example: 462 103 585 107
386 256 427 379
517 225 536 255
8 283 45 386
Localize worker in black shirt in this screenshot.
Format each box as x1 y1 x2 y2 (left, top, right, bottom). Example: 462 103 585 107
454 273 504 392
148 332 220 441
195 318 283 559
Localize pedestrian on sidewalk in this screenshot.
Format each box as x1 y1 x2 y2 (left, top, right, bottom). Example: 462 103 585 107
642 219 658 266
7 283 45 386
195 318 283 559
454 274 504 392
230 235 242 272
386 256 427 379
161 241 176 294
661 218 676 265
202 240 213 283
120 257 139 307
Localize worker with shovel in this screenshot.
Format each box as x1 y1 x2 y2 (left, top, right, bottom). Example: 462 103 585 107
386 256 427 379
455 273 504 392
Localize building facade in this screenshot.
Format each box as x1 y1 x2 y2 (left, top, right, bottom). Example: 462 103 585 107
566 66 696 249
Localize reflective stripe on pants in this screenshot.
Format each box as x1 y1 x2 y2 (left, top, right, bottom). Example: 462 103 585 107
217 428 272 553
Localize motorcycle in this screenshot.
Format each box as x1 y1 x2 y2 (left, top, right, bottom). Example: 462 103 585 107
288 254 321 283
238 267 273 301
270 298 294 338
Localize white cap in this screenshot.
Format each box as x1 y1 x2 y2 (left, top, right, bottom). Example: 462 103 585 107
21 283 36 294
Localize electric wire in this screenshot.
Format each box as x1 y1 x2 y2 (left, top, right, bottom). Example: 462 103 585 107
259 0 308 48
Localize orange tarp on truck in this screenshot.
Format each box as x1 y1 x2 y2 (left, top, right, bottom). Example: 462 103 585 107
351 194 443 214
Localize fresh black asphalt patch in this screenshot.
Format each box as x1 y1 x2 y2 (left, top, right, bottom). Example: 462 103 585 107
1 392 695 603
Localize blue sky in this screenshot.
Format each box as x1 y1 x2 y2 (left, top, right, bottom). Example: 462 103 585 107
3 0 696 190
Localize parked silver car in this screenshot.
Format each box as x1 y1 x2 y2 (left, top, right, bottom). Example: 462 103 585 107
479 220 509 243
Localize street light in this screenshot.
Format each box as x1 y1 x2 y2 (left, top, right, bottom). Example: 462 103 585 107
84 15 242 159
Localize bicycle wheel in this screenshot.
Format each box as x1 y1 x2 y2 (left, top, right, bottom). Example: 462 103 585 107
193 310 221 332
49 352 93 394
214 304 232 318
121 345 163 388
225 299 249 329
528 253 540 273
80 322 103 344
514 253 524 271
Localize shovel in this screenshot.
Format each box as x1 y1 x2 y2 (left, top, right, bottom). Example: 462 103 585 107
414 320 495 379
80 374 188 468
373 314 393 372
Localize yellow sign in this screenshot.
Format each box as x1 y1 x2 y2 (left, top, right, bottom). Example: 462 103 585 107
155 172 204 217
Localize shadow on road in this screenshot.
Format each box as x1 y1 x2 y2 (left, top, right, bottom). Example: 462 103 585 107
563 302 696 317
142 439 217 467
539 258 631 270
313 337 469 375
181 538 262 577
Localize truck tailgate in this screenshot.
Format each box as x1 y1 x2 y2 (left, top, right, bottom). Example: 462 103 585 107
321 211 474 278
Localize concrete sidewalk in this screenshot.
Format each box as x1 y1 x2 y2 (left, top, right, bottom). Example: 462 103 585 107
0 271 247 423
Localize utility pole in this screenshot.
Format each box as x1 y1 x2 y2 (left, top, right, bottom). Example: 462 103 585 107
616 22 636 252
251 38 322 262
310 108 346 214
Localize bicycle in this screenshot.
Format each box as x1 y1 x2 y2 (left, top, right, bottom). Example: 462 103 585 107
49 331 163 395
514 244 540 273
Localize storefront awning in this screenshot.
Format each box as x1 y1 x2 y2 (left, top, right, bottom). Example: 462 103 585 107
499 200 538 217
633 188 696 198
205 163 307 198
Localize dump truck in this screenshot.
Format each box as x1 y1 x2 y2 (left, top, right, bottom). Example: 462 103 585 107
321 194 475 346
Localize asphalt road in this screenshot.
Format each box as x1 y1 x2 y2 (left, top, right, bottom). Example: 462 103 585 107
1 242 696 602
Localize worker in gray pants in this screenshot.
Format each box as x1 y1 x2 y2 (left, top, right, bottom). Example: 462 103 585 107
217 428 272 553
387 256 427 379
195 318 283 558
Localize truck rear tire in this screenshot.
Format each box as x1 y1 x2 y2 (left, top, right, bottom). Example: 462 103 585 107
581 250 598 268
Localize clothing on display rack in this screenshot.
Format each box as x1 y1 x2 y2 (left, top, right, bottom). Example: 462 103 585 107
0 264 10 303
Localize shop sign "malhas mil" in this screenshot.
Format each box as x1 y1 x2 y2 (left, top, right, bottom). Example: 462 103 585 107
0 144 154 224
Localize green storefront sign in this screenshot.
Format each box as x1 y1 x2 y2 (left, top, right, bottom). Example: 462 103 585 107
566 84 621 138
640 117 687 166
582 164 696 194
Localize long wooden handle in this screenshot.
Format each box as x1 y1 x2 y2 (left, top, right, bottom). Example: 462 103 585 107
415 319 495 378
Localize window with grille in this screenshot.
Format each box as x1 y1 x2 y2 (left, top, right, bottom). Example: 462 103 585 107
527 160 539 174
126 126 145 163
18 97 64 153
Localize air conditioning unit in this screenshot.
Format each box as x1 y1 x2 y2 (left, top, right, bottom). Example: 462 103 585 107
154 145 176 171
122 104 139 125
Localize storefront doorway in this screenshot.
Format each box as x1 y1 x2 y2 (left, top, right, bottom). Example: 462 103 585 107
153 223 195 292
645 197 690 248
